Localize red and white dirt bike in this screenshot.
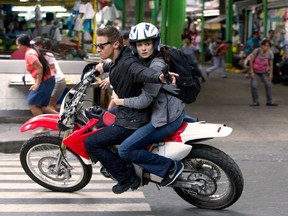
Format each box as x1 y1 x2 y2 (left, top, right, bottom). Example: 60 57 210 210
19 69 244 210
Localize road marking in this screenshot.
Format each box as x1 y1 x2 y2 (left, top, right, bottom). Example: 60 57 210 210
0 191 145 198
0 182 116 189
0 203 151 212
0 153 151 214
0 173 110 181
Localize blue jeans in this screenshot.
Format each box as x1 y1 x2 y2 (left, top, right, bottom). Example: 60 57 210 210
251 72 272 104
118 112 185 178
84 124 136 183
206 56 227 77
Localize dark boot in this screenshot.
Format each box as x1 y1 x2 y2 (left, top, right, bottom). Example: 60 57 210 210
112 175 141 194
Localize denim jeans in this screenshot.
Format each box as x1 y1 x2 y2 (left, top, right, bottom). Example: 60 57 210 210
206 56 227 77
250 72 272 104
84 124 136 183
118 112 185 178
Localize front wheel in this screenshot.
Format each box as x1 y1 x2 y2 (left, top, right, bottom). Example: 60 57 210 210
174 144 244 210
20 135 93 192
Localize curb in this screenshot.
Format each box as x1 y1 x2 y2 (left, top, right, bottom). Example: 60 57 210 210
0 140 26 154
0 110 32 124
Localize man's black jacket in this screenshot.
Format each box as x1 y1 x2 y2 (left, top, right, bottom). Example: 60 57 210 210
104 46 161 129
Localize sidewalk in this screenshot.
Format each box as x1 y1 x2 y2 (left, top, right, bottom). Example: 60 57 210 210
0 110 33 153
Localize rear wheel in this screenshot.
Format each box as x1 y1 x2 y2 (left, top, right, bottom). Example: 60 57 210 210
174 144 244 210
20 135 93 192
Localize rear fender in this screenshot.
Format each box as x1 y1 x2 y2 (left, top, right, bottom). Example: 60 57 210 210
180 121 233 143
20 114 59 132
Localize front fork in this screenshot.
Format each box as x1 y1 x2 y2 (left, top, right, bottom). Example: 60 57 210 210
54 121 74 174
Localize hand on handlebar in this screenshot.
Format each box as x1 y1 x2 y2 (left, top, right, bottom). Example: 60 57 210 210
99 77 110 89
96 63 104 74
159 71 178 85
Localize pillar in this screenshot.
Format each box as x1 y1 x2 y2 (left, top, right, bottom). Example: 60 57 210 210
226 0 233 64
151 0 159 26
162 0 186 48
92 0 98 54
263 0 268 37
135 0 144 24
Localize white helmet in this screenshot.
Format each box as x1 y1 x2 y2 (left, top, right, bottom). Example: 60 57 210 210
129 22 161 54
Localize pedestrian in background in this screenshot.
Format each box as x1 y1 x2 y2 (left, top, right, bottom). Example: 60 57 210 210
245 31 260 55
249 39 277 106
182 36 205 82
41 12 62 52
267 29 281 83
16 34 57 134
206 40 232 78
182 36 198 62
232 30 240 54
32 37 67 111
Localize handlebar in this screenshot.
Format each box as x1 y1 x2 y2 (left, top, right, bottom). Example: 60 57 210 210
58 68 101 131
162 64 172 84
82 69 100 82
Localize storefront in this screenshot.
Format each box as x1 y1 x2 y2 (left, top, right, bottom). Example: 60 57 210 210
268 4 288 45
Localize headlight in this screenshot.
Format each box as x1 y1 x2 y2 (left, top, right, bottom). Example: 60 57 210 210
59 90 75 117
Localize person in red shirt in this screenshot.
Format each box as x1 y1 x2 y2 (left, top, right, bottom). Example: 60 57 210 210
206 40 232 78
16 34 57 134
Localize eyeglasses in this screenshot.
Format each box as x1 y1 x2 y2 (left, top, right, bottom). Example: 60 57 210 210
93 41 115 49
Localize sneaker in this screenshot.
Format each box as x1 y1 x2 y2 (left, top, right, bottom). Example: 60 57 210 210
249 103 260 107
160 160 184 187
266 103 278 106
112 175 140 194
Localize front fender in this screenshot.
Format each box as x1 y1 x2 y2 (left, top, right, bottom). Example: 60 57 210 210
20 114 59 132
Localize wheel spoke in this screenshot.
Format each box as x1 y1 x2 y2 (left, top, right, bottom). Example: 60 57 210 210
20 136 92 192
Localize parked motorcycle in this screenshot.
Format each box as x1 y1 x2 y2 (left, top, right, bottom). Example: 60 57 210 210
276 58 288 85
20 68 244 210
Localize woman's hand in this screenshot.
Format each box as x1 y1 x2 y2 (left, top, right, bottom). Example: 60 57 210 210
159 71 178 85
269 73 273 82
250 71 255 79
111 91 125 106
30 83 40 91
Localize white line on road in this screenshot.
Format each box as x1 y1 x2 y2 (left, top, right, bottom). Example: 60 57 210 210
0 203 151 212
0 191 145 199
0 182 116 189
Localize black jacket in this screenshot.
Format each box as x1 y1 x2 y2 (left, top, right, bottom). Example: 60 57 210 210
105 46 161 129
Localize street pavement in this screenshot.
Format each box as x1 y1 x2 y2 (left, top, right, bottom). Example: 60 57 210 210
0 153 152 215
0 65 287 153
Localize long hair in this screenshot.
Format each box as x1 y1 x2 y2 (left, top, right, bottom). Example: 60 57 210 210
157 46 171 65
17 34 51 80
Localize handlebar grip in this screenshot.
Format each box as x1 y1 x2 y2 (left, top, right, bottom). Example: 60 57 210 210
162 64 172 84
93 69 100 77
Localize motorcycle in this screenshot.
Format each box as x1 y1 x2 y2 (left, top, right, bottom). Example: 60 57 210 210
19 68 244 210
